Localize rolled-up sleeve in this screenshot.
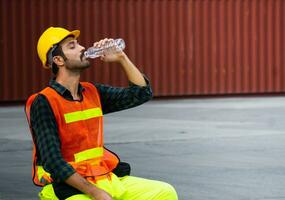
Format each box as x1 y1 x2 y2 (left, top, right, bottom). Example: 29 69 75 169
30 94 75 182
94 76 153 114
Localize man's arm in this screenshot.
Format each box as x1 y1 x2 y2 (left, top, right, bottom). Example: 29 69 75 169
116 53 146 87
65 173 112 200
93 40 153 114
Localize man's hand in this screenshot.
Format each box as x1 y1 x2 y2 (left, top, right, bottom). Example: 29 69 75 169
93 38 126 63
89 187 113 200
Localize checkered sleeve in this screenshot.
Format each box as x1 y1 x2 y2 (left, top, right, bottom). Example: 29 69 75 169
94 75 153 114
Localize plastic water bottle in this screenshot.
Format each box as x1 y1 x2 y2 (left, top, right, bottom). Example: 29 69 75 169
84 38 126 59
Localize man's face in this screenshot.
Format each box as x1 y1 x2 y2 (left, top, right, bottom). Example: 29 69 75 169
60 37 90 71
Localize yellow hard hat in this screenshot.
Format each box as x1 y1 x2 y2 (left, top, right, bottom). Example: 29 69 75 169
37 27 80 68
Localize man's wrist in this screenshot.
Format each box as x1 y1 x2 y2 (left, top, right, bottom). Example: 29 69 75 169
87 186 99 196
118 52 128 64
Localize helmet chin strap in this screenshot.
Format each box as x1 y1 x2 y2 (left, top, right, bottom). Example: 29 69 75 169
48 44 69 75
47 45 58 66
48 44 68 68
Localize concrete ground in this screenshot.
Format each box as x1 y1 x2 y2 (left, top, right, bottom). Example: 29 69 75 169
0 96 285 200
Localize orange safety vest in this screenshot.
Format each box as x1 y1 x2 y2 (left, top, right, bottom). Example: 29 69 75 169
25 82 119 187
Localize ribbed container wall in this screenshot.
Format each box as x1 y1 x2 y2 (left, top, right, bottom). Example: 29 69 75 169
1 0 285 101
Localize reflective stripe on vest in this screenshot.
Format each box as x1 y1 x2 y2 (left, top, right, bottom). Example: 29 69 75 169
74 147 103 162
64 108 103 124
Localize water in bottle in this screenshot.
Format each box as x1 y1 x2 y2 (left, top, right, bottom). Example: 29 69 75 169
84 38 125 59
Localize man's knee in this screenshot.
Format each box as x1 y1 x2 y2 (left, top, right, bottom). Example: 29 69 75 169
160 182 178 200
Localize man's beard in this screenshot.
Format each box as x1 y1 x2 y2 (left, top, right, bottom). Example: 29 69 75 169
65 59 90 72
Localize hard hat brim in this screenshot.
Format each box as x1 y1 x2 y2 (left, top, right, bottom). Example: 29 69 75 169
70 30 80 39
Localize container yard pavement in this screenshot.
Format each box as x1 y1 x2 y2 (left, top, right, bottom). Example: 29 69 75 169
0 97 285 200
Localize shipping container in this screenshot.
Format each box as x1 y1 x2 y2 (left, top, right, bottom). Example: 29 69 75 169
1 0 285 101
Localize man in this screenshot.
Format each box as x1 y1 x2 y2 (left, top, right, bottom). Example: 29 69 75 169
25 27 178 200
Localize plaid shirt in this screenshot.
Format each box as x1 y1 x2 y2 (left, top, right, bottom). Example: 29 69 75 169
30 77 152 183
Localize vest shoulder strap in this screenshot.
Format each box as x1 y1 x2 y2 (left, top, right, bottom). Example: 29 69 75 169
81 82 98 92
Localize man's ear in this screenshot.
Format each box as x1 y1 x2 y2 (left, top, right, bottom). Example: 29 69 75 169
53 56 64 66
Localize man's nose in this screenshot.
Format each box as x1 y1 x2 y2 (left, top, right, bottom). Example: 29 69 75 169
79 44 85 51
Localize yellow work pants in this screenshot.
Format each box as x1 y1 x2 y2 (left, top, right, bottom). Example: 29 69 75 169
39 174 178 200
